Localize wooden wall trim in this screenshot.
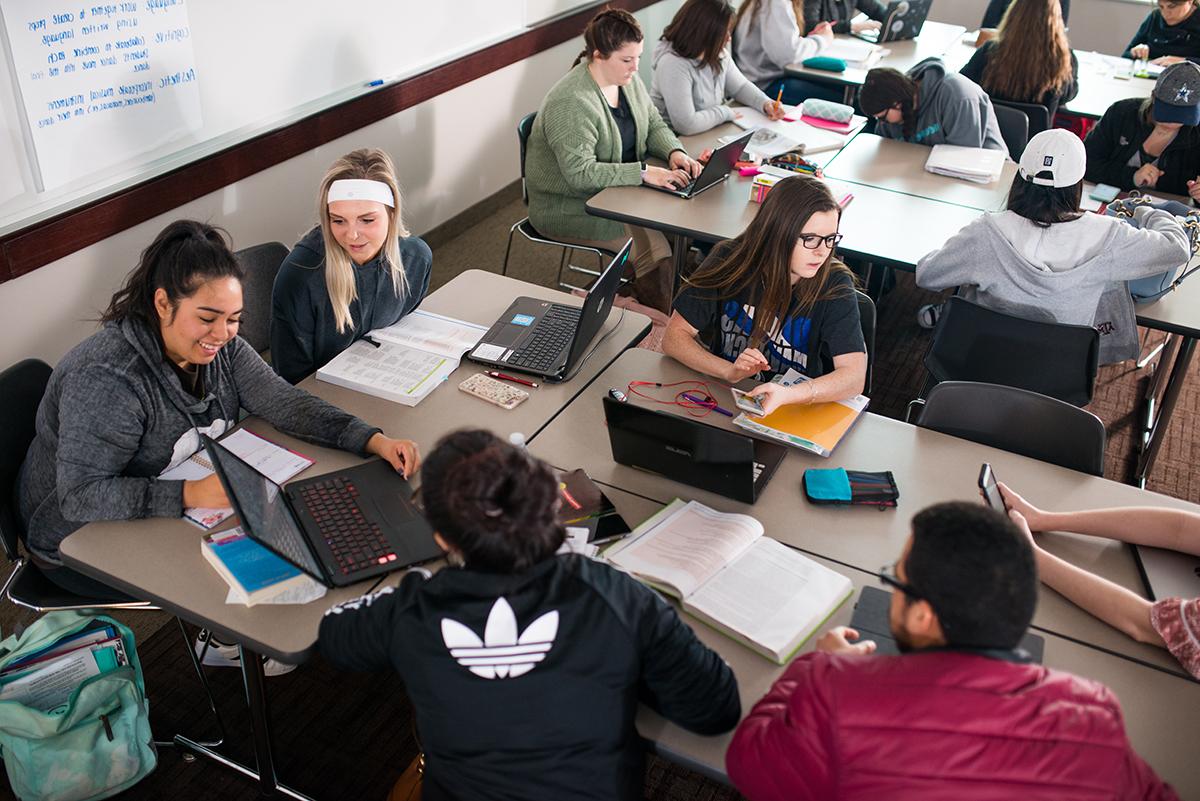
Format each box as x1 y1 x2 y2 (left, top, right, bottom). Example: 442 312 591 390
0 0 663 285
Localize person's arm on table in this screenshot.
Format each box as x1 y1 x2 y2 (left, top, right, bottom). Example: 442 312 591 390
319 572 425 672
1123 16 1153 60
915 217 987 292
662 311 770 382
746 351 866 414
1084 108 1140 190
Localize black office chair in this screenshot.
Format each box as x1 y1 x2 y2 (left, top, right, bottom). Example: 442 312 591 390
235 242 289 354
992 103 1029 161
856 290 876 396
915 296 1099 408
993 98 1051 139
915 381 1106 475
0 358 225 748
501 112 615 292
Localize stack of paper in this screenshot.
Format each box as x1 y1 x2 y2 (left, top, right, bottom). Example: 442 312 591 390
924 144 1006 184
0 621 128 713
316 310 487 406
823 38 883 67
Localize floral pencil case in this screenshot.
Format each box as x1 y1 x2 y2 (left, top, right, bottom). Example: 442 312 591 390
803 468 898 509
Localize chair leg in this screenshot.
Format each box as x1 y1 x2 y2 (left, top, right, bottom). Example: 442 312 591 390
501 225 517 277
154 618 227 751
1137 330 1168 370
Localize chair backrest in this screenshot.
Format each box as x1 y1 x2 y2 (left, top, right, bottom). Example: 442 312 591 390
924 296 1099 406
235 242 289 353
517 112 537 206
991 103 1029 161
993 98 1051 139
0 359 52 561
915 380 1106 475
855 290 876 396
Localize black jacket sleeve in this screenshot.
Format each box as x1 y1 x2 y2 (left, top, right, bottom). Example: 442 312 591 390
1123 13 1154 58
1084 105 1139 190
318 571 426 673
629 576 740 735
269 258 319 385
959 42 990 87
1061 50 1080 105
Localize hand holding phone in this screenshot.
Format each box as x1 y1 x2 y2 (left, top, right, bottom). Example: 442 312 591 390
978 463 1006 512
731 387 766 416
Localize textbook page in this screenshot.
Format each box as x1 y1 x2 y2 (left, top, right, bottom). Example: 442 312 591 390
316 338 456 406
367 310 487 357
732 107 849 156
608 500 762 598
0 639 127 712
685 538 853 663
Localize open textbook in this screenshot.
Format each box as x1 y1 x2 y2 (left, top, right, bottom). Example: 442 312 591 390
730 105 862 158
316 310 487 406
608 499 853 663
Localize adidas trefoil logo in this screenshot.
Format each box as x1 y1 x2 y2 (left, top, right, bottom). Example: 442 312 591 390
441 597 558 679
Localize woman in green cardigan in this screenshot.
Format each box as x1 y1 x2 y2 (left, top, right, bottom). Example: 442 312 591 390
525 9 702 313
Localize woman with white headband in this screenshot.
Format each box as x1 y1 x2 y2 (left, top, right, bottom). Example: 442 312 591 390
271 148 432 384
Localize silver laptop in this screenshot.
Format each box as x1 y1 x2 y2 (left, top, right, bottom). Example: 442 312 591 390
854 0 933 43
647 130 753 199
1133 545 1200 602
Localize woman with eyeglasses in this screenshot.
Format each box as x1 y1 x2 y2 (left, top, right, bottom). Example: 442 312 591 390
1125 0 1200 65
663 175 866 416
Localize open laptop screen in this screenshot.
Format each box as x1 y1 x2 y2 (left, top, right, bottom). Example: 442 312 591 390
204 437 324 579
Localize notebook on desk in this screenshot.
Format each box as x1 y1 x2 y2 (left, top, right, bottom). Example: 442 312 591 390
204 436 439 588
466 240 630 381
1132 544 1200 602
852 0 933 43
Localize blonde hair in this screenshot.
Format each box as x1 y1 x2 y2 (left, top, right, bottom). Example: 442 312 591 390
317 148 409 334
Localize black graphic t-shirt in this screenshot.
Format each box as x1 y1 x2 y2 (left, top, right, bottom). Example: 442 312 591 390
672 245 864 379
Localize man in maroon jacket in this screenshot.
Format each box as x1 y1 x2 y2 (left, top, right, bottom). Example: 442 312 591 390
726 501 1179 801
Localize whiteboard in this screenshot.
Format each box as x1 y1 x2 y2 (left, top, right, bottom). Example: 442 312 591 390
0 0 525 233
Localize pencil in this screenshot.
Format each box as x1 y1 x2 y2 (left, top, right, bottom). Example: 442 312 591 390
774 86 783 114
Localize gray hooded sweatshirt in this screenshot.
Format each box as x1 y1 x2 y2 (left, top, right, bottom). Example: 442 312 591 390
916 206 1190 363
874 57 1006 152
650 40 773 135
733 0 830 89
17 317 380 562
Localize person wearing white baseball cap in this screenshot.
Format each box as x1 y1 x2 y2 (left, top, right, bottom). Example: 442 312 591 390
270 148 432 384
1084 62 1200 199
916 129 1190 363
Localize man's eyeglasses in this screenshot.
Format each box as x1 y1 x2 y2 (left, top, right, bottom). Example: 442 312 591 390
878 562 924 600
798 233 844 250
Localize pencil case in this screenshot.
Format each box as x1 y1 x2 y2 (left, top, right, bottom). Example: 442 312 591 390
801 56 846 73
802 98 854 123
802 468 898 509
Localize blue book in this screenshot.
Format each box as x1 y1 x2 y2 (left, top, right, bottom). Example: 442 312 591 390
201 526 309 605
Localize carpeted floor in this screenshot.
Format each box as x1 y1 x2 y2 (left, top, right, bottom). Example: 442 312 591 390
2 184 1198 801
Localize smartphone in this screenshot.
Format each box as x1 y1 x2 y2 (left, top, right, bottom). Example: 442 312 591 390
730 387 766 416
978 463 1006 512
1089 183 1120 203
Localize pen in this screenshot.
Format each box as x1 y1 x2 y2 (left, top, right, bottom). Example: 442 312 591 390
363 335 382 348
774 86 784 115
558 482 583 510
681 391 733 417
839 192 855 208
487 370 538 388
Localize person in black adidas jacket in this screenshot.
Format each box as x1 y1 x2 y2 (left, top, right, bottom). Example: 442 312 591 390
319 429 740 801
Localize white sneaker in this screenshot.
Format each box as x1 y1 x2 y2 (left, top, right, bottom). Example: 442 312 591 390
194 630 297 677
916 302 943 330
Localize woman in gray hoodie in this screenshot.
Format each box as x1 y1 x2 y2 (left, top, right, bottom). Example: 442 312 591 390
650 0 784 136
916 129 1190 363
17 220 420 600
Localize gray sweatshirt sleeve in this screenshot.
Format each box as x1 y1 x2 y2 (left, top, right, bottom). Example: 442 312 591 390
1105 207 1191 278
227 338 381 455
726 57 773 112
763 0 829 69
55 365 184 523
915 216 992 291
656 53 734 136
940 94 991 149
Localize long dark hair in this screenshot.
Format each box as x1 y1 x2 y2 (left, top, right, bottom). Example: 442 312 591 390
662 0 735 71
682 176 855 349
1006 176 1083 228
421 429 565 573
860 68 918 139
983 0 1073 102
573 8 643 68
101 220 243 326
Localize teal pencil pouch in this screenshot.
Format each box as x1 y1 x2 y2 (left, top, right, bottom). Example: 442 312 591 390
803 468 898 509
802 56 847 73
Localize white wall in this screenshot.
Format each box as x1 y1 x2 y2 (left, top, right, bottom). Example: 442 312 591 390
0 1 682 369
931 0 1152 55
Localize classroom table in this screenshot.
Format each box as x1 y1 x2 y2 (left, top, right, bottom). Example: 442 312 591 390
586 124 984 271
57 270 651 800
822 133 1018 211
527 348 1198 677
784 22 968 105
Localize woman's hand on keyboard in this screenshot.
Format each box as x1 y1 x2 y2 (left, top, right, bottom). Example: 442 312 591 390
642 165 691 189
367 433 421 479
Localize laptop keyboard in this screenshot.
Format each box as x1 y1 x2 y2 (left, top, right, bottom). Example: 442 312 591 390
298 478 398 576
506 305 580 373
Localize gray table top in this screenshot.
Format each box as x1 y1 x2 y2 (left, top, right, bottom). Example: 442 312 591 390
823 133 1018 211
59 270 652 661
527 348 1197 676
784 21 967 88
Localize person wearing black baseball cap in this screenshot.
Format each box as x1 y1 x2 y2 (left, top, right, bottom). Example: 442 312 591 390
1084 62 1200 198
917 129 1190 363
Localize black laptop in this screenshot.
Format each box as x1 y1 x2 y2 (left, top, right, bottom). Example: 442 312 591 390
203 436 440 588
602 396 787 504
648 129 754 199
854 0 933 43
466 239 630 381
